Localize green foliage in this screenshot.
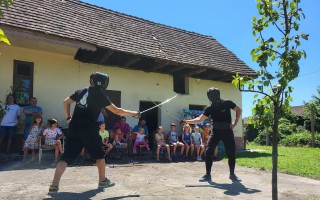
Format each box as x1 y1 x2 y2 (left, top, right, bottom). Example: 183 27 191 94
236 144 320 179
0 100 7 119
0 0 14 17
280 131 320 147
232 0 308 127
10 81 29 105
0 0 14 45
303 86 320 132
244 123 260 142
278 118 296 136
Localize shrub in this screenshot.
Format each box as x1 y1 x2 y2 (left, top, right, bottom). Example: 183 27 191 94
280 131 320 147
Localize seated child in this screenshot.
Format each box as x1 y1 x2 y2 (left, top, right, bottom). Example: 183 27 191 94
114 127 127 147
133 127 150 154
168 123 184 160
42 119 64 165
182 124 194 160
23 114 44 162
155 126 171 161
99 122 113 155
191 125 205 161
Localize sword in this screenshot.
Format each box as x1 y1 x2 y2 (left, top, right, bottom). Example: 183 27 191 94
140 95 177 114
147 97 181 121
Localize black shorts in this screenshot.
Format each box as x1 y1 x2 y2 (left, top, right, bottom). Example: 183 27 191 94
60 126 104 164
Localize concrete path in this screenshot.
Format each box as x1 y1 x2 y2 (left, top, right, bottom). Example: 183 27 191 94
0 154 319 200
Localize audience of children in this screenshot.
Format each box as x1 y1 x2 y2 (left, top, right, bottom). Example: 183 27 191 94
15 112 215 164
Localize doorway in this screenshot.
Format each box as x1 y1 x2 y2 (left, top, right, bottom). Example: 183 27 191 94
105 90 121 131
139 101 160 149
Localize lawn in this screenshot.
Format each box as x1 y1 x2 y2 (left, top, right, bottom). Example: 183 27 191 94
231 144 320 179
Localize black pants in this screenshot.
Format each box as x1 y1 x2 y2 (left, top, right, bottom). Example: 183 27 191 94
60 125 104 165
205 128 236 175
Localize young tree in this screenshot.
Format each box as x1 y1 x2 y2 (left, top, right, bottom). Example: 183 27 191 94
232 0 308 199
0 0 14 45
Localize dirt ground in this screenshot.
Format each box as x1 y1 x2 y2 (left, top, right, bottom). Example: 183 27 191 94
0 153 320 200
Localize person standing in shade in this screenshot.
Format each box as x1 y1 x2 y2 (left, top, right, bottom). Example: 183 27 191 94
184 87 242 182
0 94 20 154
48 72 140 194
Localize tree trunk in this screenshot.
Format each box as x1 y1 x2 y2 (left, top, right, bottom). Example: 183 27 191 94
272 103 279 200
266 127 270 146
311 108 315 147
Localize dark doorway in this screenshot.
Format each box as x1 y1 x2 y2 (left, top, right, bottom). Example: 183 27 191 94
105 90 121 131
139 101 160 149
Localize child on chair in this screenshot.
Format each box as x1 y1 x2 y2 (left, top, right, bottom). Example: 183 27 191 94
99 122 113 155
133 127 150 154
42 119 64 164
23 114 44 162
155 126 171 161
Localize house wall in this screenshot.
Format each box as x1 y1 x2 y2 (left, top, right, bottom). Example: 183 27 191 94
0 42 244 149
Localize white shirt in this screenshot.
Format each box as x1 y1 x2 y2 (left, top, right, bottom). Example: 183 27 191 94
135 133 146 142
1 104 20 126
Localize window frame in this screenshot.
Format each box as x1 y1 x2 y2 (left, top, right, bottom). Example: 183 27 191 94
13 60 34 106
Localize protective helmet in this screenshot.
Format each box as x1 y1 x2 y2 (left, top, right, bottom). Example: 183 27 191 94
90 72 109 89
207 87 221 103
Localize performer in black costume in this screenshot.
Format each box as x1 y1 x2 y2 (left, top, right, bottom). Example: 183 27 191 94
184 87 242 182
48 72 140 194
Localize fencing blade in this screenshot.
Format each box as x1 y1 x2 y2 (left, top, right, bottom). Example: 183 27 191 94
147 97 180 120
140 95 177 114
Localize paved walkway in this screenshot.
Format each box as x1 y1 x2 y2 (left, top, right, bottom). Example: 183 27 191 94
0 152 319 200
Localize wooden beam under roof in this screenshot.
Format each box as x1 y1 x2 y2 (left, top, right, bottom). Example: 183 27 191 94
99 50 114 64
180 68 207 77
146 61 169 72
166 66 184 74
124 56 141 67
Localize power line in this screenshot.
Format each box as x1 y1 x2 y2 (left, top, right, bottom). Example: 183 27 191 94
299 68 320 77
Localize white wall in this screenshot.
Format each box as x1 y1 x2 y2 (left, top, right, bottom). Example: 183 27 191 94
0 42 243 137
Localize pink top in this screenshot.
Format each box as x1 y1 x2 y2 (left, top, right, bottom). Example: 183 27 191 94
113 122 130 134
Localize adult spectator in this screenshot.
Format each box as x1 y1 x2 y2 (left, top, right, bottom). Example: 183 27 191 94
113 116 132 155
0 94 21 154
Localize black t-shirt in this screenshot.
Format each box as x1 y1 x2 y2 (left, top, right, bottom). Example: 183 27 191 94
203 100 236 123
69 87 112 127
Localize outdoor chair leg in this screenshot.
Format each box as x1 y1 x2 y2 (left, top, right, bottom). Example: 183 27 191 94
39 149 42 163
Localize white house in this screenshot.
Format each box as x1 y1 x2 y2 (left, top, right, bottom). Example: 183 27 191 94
0 0 256 150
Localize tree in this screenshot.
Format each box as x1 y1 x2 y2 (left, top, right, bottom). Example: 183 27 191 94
0 0 14 45
304 86 320 132
232 0 308 199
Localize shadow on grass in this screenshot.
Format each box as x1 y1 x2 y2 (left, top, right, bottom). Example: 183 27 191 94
186 180 261 196
236 151 272 159
218 151 272 160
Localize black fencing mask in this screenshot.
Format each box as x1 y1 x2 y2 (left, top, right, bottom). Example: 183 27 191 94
90 72 109 90
207 87 221 105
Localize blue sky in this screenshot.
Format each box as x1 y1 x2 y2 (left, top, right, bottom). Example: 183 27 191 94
83 0 320 117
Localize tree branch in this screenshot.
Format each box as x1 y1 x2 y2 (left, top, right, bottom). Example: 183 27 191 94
238 79 276 103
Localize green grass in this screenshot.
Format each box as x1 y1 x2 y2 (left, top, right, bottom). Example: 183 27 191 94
230 144 320 179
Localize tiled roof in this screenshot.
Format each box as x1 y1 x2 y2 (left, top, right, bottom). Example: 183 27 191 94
291 106 305 117
1 0 255 76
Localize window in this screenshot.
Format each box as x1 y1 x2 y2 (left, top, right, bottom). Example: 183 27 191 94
189 104 206 111
13 60 34 106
